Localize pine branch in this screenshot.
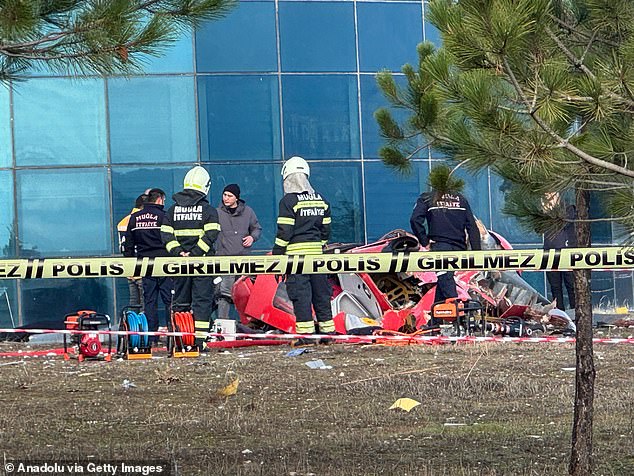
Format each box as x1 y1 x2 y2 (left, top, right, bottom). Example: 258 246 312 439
0 0 237 80
502 56 634 178
545 26 634 110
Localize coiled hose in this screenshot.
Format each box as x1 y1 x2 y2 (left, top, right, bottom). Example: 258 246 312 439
126 311 149 348
173 312 195 348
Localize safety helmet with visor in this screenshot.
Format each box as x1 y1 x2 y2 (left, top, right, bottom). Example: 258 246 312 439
281 156 310 180
184 166 211 196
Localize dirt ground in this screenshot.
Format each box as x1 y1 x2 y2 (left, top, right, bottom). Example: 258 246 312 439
0 331 633 476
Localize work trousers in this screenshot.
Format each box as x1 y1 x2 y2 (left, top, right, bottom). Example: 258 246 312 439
431 241 463 303
173 276 215 342
142 276 173 343
127 278 144 310
547 271 576 311
216 275 237 320
286 274 334 334
430 241 463 327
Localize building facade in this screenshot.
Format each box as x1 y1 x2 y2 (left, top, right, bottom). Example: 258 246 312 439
0 0 626 328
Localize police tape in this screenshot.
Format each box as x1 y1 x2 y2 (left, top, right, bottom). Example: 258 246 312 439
0 328 633 346
1 246 634 279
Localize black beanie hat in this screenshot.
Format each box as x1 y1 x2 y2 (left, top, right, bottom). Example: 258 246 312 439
223 183 240 199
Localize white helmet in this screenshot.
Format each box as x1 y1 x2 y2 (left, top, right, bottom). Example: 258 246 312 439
184 166 211 195
281 156 310 180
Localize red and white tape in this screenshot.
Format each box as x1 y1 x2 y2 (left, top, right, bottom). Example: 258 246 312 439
0 327 632 345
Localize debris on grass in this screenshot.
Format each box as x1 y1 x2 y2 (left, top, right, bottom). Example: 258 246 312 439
285 348 309 357
389 398 421 412
217 377 239 397
305 359 332 370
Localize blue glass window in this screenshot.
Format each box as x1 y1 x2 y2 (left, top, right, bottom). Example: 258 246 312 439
0 281 17 328
17 169 111 256
279 2 356 72
20 279 114 329
614 271 633 308
489 173 540 245
0 87 10 167
198 76 281 161
143 33 193 74
357 3 422 72
309 162 364 244
13 79 106 166
282 75 360 159
364 160 427 242
0 171 14 257
521 271 547 299
196 2 277 72
369 159 490 243
108 77 197 164
591 271 614 308
590 192 611 243
114 164 279 252
446 163 491 228
210 163 280 251
111 165 192 251
360 74 421 160
424 3 443 47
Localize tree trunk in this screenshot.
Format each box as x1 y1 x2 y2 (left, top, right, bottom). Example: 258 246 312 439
569 189 595 475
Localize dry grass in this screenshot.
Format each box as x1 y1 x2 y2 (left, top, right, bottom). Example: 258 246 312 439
0 335 633 475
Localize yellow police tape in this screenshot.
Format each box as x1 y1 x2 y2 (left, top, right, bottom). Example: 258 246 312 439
0 247 632 279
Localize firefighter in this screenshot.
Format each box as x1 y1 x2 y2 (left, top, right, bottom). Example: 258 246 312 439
273 156 334 345
410 165 481 322
123 188 173 345
161 166 220 348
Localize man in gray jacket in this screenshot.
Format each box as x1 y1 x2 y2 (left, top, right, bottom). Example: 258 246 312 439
216 184 262 320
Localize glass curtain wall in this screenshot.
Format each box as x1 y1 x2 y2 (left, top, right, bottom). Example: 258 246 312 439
0 0 623 327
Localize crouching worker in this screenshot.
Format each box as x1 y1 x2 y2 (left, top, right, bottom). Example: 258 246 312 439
161 166 220 349
273 156 335 346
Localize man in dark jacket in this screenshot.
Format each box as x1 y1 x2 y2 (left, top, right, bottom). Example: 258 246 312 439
273 156 334 345
410 165 481 311
123 188 173 344
118 193 147 309
215 183 262 320
161 166 220 346
543 192 576 311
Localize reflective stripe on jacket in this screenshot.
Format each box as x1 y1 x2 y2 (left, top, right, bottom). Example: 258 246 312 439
161 189 220 257
272 191 331 256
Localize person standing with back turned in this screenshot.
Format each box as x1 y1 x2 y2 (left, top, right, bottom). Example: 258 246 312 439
273 156 335 345
123 188 173 345
161 166 220 348
410 165 481 326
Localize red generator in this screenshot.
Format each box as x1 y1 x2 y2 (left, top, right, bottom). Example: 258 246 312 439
63 310 112 362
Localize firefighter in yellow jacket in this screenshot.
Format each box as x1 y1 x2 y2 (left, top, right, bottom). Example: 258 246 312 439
273 156 334 344
161 166 220 347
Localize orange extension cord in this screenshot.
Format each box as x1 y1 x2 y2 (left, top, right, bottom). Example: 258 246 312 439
373 328 439 346
173 312 195 347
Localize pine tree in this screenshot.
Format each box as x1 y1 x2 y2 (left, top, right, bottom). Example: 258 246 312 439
375 1 634 474
0 0 236 82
